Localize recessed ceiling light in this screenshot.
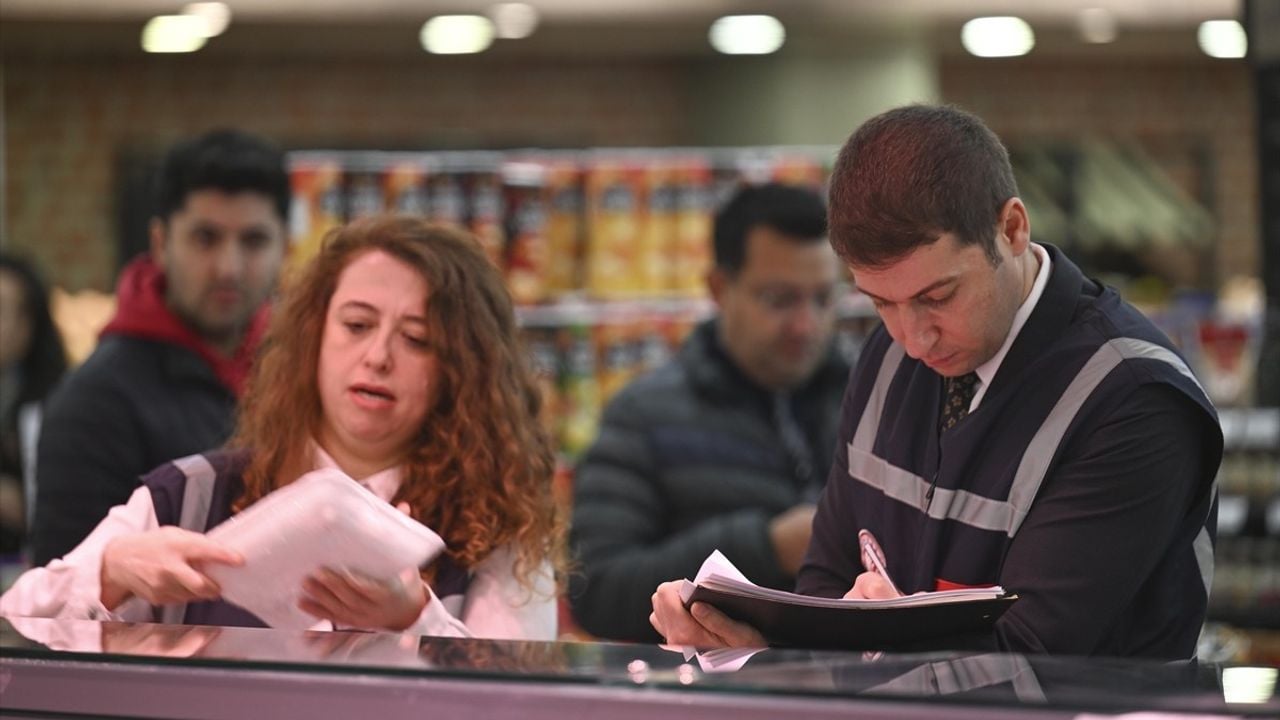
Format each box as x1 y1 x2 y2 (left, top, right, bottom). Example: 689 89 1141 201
491 3 539 40
1198 19 1247 59
961 16 1035 58
421 15 496 54
141 15 207 53
1077 8 1117 45
709 15 785 55
1222 666 1277 704
182 2 231 38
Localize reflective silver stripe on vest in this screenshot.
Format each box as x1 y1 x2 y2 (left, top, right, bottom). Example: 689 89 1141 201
160 453 219 626
1006 338 1207 536
851 343 906 453
1193 526 1215 602
867 653 1046 702
847 337 1212 541
847 447 1016 531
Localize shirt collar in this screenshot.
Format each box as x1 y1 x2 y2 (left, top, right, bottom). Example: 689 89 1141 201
970 242 1051 410
312 443 404 503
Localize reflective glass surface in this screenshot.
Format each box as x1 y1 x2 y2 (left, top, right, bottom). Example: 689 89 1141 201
2 617 1278 718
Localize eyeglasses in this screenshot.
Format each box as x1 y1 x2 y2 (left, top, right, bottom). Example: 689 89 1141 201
747 285 838 315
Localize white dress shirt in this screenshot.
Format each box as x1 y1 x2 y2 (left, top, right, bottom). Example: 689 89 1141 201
0 446 557 642
968 243 1052 412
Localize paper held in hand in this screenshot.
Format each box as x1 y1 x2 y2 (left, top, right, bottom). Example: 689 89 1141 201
204 468 445 629
679 550 1016 649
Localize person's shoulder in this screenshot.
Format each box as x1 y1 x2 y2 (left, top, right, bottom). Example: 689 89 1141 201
44 336 209 421
608 360 689 407
65 336 169 385
42 337 148 408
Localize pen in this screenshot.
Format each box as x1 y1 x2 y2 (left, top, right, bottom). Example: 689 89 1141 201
858 529 902 596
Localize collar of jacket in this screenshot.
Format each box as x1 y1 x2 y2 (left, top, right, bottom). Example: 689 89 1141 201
678 317 851 404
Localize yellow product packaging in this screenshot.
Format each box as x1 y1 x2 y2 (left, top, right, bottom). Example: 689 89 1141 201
468 170 507 270
504 161 550 305
638 163 676 297
521 325 563 447
594 318 639 405
286 155 345 276
427 166 465 229
344 157 385 221
672 158 713 297
634 316 674 375
383 157 430 217
544 162 583 297
559 324 601 458
770 153 826 190
585 160 642 298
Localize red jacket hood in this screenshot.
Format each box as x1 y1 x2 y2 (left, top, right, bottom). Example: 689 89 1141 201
99 255 269 396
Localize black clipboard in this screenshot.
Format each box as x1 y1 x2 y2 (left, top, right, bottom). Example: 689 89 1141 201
684 585 1017 650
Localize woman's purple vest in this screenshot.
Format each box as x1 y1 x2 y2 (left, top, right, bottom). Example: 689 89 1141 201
142 449 471 629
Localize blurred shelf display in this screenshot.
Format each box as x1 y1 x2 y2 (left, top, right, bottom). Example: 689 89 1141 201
286 145 849 459
1209 408 1280 632
287 146 832 305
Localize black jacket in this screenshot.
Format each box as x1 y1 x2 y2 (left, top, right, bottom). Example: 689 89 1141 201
569 319 852 641
30 336 238 565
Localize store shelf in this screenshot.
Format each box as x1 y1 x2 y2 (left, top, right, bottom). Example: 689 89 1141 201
1209 407 1280 632
515 292 876 328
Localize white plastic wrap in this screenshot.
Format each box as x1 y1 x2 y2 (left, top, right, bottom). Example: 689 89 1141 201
205 468 445 629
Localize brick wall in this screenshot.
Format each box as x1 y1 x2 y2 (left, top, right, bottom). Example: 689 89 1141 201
3 50 1259 291
3 55 693 291
940 56 1258 283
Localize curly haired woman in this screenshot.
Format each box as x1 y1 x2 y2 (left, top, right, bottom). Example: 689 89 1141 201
1 216 565 640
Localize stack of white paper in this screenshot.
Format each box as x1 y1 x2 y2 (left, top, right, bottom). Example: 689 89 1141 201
679 550 1006 610
205 468 445 629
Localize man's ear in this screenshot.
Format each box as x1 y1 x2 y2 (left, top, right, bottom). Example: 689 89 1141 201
706 267 728 306
149 218 168 266
998 197 1031 255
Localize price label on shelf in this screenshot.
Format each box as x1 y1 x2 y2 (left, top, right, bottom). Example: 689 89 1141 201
1244 408 1280 449
1218 494 1249 536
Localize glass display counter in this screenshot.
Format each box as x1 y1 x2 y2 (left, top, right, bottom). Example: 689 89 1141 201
1 617 1277 719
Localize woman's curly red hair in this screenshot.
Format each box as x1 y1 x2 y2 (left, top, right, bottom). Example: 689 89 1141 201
230 216 565 594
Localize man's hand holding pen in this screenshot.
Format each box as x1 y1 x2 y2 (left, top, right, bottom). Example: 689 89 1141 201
847 529 903 600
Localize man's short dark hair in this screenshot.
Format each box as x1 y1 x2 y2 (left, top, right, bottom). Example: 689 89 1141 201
713 182 828 274
827 104 1018 269
154 129 290 222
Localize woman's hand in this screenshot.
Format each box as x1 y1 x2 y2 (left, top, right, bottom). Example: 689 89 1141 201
100 527 244 610
299 566 428 632
649 580 766 648
101 623 222 658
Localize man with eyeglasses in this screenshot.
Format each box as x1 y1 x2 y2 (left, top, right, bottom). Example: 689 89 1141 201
569 183 851 642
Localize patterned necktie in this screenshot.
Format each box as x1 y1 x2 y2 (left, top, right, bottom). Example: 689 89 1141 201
773 391 816 488
939 372 980 434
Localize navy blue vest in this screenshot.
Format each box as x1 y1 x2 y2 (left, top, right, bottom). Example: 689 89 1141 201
799 245 1222 656
143 449 471 628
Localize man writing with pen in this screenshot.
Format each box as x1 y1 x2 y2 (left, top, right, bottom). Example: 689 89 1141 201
650 104 1223 659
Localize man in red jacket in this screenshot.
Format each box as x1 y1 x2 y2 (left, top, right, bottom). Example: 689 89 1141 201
30 129 289 565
